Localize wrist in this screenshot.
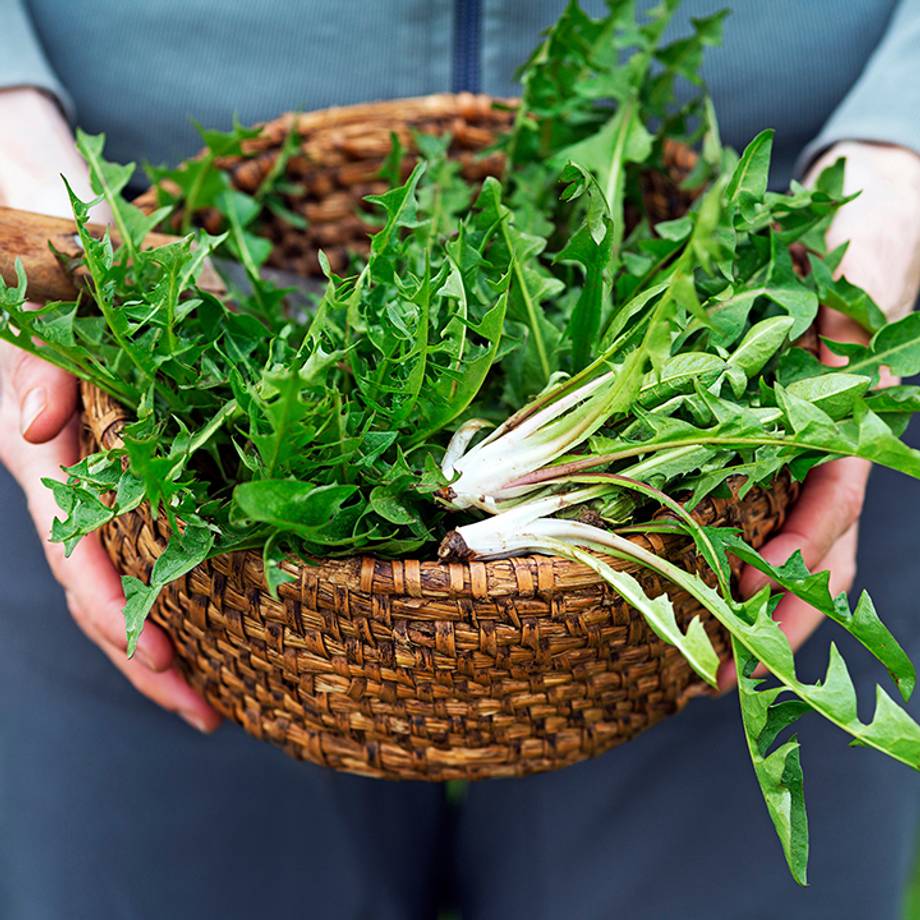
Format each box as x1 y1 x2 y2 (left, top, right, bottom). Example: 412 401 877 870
807 140 920 192
807 141 920 322
0 87 89 216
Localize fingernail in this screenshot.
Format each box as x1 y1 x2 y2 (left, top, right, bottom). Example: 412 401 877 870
20 387 46 436
133 631 167 671
179 710 213 734
134 642 157 670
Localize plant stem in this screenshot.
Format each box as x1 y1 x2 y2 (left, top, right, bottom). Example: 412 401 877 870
181 151 216 235
501 220 551 382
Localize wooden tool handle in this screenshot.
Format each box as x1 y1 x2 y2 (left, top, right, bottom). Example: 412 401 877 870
0 206 224 302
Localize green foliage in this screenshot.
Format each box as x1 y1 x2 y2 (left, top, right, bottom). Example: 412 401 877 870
1 0 920 886
716 533 916 700
582 526 920 886
733 637 810 885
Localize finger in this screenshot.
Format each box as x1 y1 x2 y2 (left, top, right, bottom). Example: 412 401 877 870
61 535 175 673
15 416 175 672
738 456 869 598
65 588 219 732
3 344 78 443
817 308 868 361
719 526 858 691
771 524 858 647
99 644 222 733
817 306 899 386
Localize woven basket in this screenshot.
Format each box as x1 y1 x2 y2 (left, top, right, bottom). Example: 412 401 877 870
80 95 798 780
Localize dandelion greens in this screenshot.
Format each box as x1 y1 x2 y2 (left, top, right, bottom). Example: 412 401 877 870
2 0 920 884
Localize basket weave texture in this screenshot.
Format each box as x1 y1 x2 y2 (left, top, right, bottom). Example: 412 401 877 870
81 95 798 780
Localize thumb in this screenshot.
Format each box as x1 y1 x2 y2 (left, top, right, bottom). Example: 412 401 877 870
6 345 78 443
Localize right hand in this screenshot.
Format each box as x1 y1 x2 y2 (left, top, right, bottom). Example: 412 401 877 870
0 88 220 732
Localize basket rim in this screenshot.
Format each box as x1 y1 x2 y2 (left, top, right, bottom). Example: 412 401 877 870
80 380 783 601
131 93 517 211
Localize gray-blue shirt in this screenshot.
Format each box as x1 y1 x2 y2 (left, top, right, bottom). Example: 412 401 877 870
4 1 920 188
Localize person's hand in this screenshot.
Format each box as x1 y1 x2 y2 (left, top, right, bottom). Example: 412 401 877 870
0 88 220 731
719 141 920 689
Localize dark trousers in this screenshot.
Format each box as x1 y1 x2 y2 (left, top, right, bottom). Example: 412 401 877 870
2 455 918 920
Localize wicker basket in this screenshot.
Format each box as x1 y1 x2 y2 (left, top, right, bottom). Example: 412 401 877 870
80 95 798 780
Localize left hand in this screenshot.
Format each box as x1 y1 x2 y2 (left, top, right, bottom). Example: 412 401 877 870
0 88 221 732
719 140 920 689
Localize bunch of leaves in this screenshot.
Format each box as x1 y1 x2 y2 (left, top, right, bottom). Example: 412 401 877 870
2 0 920 885
437 115 920 884
1 127 545 626
431 2 920 876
